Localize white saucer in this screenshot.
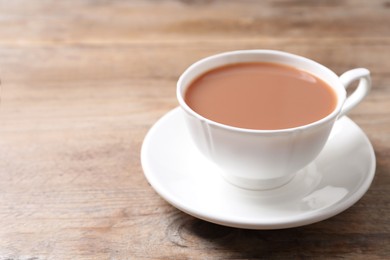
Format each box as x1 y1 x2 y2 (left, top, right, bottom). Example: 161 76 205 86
141 108 376 229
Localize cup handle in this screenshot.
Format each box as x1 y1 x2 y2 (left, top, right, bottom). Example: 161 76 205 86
338 68 371 117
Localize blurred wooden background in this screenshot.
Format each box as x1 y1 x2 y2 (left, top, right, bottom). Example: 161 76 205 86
0 0 389 259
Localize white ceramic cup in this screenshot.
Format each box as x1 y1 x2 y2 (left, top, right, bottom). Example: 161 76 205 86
177 50 371 190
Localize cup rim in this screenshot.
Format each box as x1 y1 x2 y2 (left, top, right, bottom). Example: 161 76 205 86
177 49 346 134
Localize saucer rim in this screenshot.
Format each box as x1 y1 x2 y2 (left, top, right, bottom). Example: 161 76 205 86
141 107 376 229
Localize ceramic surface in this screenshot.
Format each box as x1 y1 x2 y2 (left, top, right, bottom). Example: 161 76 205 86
176 50 371 189
141 108 376 229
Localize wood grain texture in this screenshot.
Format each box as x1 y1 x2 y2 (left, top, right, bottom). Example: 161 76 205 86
0 0 389 259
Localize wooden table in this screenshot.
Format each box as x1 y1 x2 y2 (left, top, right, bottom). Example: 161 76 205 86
0 1 389 259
